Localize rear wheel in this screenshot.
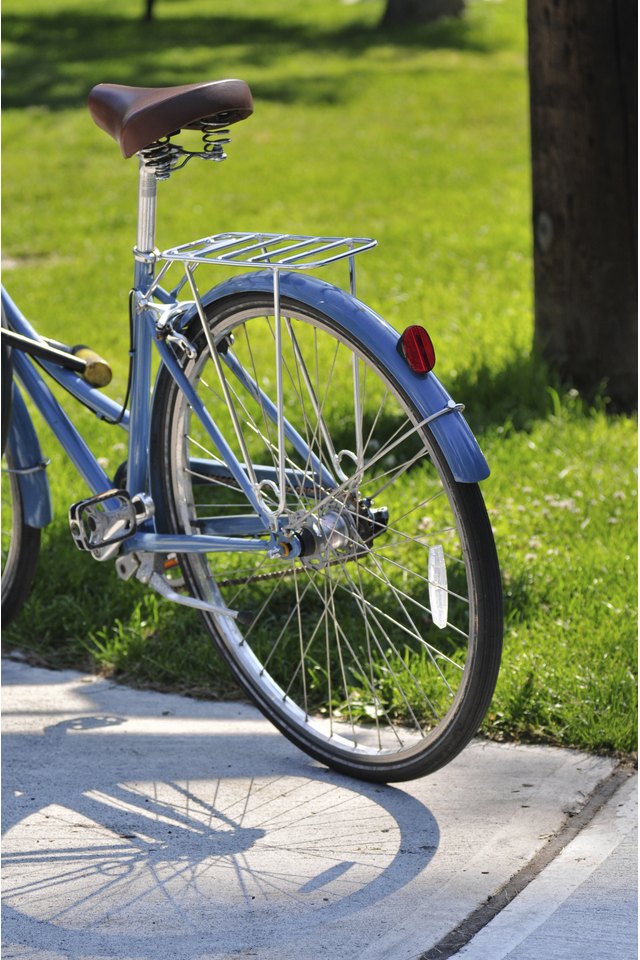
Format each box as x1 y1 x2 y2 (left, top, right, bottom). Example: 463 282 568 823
151 294 502 781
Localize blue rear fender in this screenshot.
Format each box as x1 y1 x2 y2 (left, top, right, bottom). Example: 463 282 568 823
7 384 53 528
181 270 490 483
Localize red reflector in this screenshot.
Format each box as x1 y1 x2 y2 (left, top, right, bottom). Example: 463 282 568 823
398 325 436 374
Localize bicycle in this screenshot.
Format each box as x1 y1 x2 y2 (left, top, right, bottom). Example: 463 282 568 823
1 78 502 783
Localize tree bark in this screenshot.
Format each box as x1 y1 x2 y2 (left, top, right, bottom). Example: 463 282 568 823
381 0 465 28
528 0 637 410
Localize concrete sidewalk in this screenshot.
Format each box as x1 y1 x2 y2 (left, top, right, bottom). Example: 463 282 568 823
2 658 636 960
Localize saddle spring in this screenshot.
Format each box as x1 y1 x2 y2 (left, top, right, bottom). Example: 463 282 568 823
138 137 179 181
201 122 231 161
139 124 232 181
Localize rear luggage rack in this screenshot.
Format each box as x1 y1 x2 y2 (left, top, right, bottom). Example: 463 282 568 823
159 232 377 270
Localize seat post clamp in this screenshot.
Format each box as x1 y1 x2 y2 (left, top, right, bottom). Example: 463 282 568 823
133 247 159 264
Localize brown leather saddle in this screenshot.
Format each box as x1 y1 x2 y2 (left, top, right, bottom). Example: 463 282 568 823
88 79 253 158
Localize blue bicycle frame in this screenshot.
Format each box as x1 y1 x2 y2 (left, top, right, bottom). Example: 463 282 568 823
2 282 276 560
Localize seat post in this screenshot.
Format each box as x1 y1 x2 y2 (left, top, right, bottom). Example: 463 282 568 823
127 158 158 496
133 159 158 289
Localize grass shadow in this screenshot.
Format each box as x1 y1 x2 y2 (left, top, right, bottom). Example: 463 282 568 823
448 350 562 435
3 10 503 112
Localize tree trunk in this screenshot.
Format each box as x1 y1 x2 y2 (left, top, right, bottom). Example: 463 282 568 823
528 0 637 410
381 0 465 28
144 0 154 21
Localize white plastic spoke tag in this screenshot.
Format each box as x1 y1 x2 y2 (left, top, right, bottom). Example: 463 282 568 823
428 544 448 629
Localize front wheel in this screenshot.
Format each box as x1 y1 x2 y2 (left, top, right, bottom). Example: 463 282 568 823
1 444 41 623
151 294 502 782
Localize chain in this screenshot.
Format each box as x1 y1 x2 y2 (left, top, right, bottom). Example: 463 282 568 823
214 549 370 589
215 567 298 588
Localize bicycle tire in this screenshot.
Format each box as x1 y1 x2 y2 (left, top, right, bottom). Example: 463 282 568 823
150 293 502 782
1 445 41 623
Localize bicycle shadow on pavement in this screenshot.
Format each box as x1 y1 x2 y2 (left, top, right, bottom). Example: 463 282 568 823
2 679 440 958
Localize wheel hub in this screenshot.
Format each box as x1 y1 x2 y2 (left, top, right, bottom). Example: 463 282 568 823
296 500 389 562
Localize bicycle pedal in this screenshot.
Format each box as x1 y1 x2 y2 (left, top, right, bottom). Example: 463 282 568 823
69 489 154 553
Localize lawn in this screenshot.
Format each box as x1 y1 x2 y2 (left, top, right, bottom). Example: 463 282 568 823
2 0 636 756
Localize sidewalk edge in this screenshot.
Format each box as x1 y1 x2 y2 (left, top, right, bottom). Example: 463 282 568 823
418 762 637 960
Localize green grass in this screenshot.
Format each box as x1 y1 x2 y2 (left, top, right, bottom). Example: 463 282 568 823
2 0 636 756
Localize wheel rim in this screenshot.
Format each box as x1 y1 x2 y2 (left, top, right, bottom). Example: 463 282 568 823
165 301 482 766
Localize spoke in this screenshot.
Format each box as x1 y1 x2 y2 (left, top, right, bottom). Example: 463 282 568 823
292 416 431 526
362 383 392 456
205 372 274 465
214 373 317 516
239 422 333 512
315 556 468 659
349 559 417 746
374 526 467 568
273 273 287 512
326 563 359 740
293 568 309 717
293 326 345 495
363 549 462 692
258 572 318 676
352 554 467 661
285 318 347 483
224 323 340 513
365 444 429 501
202 361 260 491
323 560 436 728
354 546 388 749
297 563 411 740
353 354 364 470
185 476 278 513
291 505 469 613
266 313 341 513
280 581 336 699
187 502 257 511
304 553 435 726
241 319 276 451
186 267 260 492
366 547 470 606
323 560 334 737
185 433 225 464
278 336 337 507
225 555 285 621
388 487 448 527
